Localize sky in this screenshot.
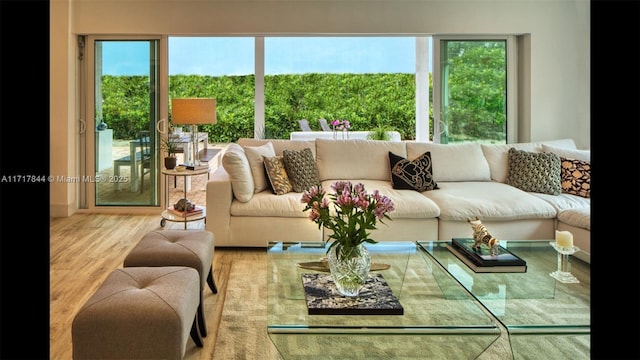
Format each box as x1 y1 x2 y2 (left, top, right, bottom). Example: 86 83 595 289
102 37 417 76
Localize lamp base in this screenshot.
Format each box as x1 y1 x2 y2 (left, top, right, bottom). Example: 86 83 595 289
189 124 200 166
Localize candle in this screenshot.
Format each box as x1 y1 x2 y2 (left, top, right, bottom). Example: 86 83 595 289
555 230 573 248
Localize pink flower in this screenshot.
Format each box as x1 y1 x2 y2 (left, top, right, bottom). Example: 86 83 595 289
301 181 395 252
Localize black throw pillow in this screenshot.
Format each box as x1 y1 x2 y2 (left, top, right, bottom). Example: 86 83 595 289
389 151 439 192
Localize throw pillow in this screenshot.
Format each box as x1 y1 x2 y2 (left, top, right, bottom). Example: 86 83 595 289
221 143 254 202
389 151 439 192
244 142 276 193
506 147 561 195
542 144 590 162
263 156 293 195
560 157 590 198
282 148 321 193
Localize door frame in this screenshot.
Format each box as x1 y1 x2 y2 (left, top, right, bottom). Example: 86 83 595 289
80 35 169 213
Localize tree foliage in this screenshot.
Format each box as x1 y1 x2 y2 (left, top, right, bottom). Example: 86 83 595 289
443 41 506 143
100 43 505 144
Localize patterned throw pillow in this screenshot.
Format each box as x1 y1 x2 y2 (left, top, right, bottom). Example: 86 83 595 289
263 156 293 195
282 148 321 193
560 157 590 198
389 151 439 192
506 148 561 195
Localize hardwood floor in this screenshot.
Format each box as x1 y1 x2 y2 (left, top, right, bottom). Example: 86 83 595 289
50 213 264 359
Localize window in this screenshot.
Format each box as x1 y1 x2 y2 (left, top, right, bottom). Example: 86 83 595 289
166 35 516 144
168 37 255 142
263 37 417 139
433 36 516 144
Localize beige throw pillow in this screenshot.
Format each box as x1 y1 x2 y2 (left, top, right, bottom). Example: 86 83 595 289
244 142 276 193
221 143 254 202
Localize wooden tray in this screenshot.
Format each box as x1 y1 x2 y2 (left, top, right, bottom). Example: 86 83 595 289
297 260 390 272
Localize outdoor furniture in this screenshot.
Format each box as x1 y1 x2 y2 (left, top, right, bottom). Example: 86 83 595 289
138 131 152 193
318 118 332 131
72 266 203 359
123 230 217 337
289 130 402 141
297 119 312 131
113 130 152 192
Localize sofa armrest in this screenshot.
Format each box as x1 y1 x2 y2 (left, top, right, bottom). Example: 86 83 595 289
205 166 233 245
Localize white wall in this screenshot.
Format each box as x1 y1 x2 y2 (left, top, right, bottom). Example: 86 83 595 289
50 0 590 215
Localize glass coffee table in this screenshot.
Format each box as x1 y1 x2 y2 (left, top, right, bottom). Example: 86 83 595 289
418 240 590 359
267 241 501 359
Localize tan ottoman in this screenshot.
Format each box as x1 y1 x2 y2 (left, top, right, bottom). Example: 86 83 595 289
72 266 202 360
123 230 217 337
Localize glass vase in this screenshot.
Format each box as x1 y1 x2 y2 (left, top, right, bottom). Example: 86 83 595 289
327 243 371 297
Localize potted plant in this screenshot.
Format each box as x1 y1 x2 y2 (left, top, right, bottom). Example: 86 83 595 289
301 181 395 296
367 122 394 141
161 136 180 169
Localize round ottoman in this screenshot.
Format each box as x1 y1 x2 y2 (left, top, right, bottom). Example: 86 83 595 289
72 266 202 360
123 230 217 337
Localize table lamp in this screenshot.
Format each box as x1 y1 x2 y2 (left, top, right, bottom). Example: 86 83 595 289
171 98 217 166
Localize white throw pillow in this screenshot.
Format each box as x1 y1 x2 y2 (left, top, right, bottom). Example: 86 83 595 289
221 143 254 202
244 142 276 193
541 144 590 161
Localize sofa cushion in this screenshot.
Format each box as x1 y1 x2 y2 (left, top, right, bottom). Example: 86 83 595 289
560 157 590 198
406 142 491 182
530 192 590 213
389 151 439 192
221 143 254 202
557 207 590 231
315 139 407 181
321 179 441 219
421 182 557 221
263 155 293 195
244 142 276 193
542 144 590 162
283 148 321 193
230 191 309 217
238 138 317 158
481 139 576 183
506 148 561 195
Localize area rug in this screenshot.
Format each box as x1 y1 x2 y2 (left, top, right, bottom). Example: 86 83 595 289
213 259 514 360
212 260 281 359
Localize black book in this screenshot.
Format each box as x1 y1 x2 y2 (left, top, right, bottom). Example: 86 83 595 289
450 238 527 270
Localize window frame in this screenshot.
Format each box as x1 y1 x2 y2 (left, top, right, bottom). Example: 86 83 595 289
432 34 517 144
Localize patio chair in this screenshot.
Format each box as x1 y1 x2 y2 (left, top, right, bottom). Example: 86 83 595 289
318 118 332 131
113 130 152 193
297 119 312 132
138 131 152 193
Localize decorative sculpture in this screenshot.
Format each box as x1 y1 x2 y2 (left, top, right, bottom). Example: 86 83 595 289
467 217 499 256
174 198 195 212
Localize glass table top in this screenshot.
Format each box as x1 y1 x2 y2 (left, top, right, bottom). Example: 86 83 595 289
418 240 590 331
267 241 500 332
266 241 501 359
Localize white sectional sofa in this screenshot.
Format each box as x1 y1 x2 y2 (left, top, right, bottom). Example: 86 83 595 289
205 137 591 263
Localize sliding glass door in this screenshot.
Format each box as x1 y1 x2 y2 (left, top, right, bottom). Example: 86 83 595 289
83 37 162 208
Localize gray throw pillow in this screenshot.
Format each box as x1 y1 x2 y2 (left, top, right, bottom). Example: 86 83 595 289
282 148 321 193
506 147 561 195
